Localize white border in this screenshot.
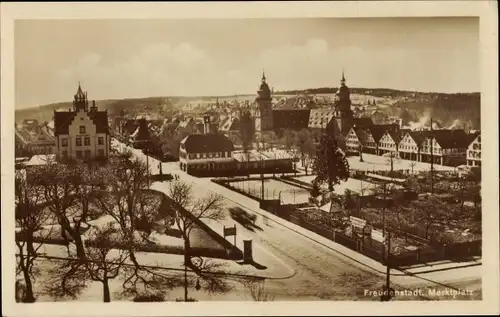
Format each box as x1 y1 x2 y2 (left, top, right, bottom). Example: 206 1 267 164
2 1 498 316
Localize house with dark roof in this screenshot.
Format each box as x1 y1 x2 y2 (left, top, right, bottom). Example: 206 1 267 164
53 84 110 161
345 126 366 154
362 124 399 155
179 120 235 175
378 129 402 156
398 130 425 161
419 129 468 166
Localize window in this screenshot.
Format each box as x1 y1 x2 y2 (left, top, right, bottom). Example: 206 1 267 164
79 126 86 134
76 150 82 158
98 137 104 145
84 137 90 146
76 137 82 146
84 150 91 158
62 139 68 147
62 150 68 158
98 149 104 157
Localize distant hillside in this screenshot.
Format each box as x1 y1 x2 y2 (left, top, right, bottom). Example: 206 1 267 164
16 88 480 129
275 87 481 129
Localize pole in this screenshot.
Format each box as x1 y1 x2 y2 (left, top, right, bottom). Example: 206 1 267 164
430 117 434 194
184 254 188 301
386 230 391 288
261 158 265 200
382 183 386 237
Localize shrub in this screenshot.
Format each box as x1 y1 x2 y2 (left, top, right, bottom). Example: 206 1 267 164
133 294 165 302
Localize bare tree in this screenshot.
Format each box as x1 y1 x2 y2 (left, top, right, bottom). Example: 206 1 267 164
32 160 88 258
97 154 173 297
243 279 274 301
168 179 226 301
82 223 130 302
15 170 52 302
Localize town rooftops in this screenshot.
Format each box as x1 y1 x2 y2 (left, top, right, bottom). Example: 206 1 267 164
232 149 294 162
180 133 234 153
308 109 336 129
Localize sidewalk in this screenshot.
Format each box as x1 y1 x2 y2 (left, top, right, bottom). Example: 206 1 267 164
19 242 293 280
149 181 295 280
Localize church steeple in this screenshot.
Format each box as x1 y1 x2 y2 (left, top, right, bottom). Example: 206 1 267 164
341 69 346 86
262 70 266 83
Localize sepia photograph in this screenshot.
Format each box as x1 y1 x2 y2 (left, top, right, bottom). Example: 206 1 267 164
2 1 498 316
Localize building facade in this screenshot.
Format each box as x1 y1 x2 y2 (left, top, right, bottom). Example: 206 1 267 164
467 134 481 167
378 130 401 156
54 84 110 161
398 131 423 161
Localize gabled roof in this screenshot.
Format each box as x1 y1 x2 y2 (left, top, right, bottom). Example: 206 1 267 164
180 134 234 153
352 117 374 127
219 117 240 132
466 131 481 147
386 130 402 144
367 125 388 143
54 110 108 136
407 131 426 145
432 129 469 149
349 126 367 144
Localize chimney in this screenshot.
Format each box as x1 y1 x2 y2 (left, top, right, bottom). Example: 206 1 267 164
203 115 211 134
90 100 97 112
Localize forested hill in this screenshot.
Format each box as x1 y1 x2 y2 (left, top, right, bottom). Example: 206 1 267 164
275 87 480 99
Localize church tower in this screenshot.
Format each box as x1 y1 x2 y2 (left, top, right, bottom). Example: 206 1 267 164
256 71 273 131
333 70 354 134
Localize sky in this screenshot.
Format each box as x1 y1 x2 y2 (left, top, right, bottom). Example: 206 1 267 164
15 18 479 109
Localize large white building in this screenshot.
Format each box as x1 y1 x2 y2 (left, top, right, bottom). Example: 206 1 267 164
54 84 110 161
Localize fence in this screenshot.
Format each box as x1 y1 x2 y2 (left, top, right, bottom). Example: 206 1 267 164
279 207 481 267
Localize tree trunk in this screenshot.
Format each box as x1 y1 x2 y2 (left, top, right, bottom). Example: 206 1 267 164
183 237 191 301
21 267 36 303
103 278 111 302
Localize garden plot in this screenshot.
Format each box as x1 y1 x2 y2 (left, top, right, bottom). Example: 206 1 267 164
295 175 380 196
230 179 310 204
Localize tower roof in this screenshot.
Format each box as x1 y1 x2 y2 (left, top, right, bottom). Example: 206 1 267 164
75 82 86 99
341 70 346 85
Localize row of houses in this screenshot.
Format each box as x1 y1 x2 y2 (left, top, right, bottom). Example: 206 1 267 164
345 124 481 167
